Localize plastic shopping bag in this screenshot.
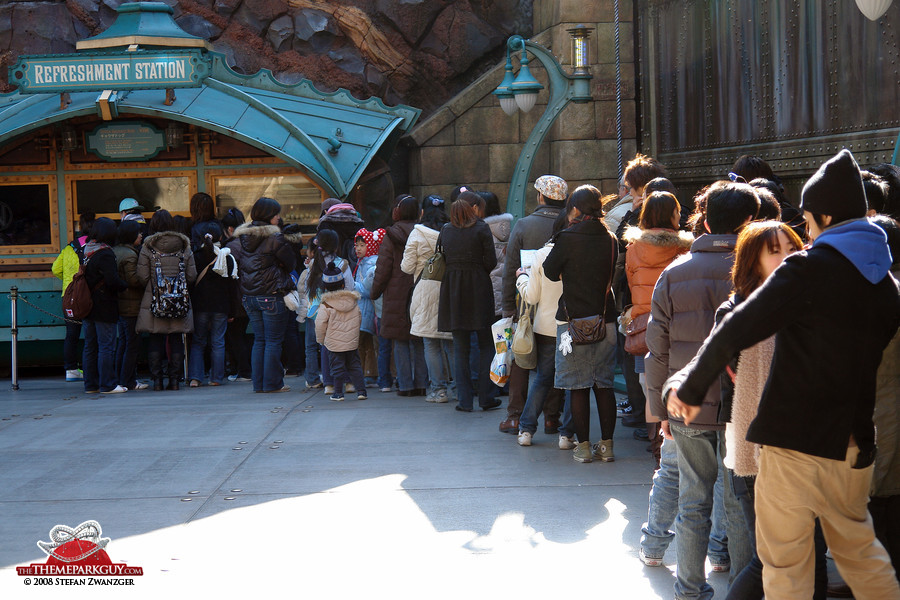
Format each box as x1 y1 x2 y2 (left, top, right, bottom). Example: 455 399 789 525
490 350 511 387
491 317 513 353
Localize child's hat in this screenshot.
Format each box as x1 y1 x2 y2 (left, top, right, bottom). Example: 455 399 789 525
322 261 344 285
355 227 386 257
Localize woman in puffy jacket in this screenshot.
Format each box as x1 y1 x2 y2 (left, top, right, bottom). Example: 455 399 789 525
137 210 197 391
401 195 454 402
227 197 296 393
81 217 127 394
372 195 428 396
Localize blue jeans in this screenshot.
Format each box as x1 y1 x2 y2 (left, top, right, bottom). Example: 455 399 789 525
671 423 751 600
518 335 557 434
328 350 366 396
376 322 392 389
452 328 493 410
303 321 321 386
642 436 680 559
559 391 574 437
115 316 139 389
243 295 287 392
82 320 117 392
188 311 227 384
393 337 427 391
423 337 454 394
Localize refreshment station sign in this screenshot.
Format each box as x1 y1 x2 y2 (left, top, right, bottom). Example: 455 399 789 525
8 49 209 93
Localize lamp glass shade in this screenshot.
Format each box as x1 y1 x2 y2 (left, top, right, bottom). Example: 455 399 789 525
59 127 79 152
515 92 538 113
165 123 184 148
499 95 518 115
855 0 892 20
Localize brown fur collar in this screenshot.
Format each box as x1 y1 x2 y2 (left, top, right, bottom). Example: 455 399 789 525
622 226 694 249
233 223 282 238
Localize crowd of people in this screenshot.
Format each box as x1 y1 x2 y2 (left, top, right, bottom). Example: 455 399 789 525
52 149 900 599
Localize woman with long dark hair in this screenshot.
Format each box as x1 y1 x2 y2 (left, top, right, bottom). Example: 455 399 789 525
543 185 618 462
226 197 296 393
438 192 499 411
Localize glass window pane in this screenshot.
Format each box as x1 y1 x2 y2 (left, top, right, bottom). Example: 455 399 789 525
0 184 52 246
214 175 322 226
75 177 191 214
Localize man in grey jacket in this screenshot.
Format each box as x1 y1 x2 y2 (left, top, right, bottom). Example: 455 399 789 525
498 175 567 434
646 181 759 600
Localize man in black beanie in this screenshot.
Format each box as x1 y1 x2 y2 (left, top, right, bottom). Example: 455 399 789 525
665 149 900 599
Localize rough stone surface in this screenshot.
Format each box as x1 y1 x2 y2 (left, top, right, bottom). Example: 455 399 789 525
266 13 294 53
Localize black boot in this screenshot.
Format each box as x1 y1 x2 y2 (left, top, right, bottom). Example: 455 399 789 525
148 352 164 391
166 354 183 390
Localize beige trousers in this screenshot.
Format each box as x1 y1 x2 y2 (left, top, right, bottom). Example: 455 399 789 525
755 445 900 600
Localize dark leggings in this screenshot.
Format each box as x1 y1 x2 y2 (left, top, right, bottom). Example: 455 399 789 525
570 386 617 443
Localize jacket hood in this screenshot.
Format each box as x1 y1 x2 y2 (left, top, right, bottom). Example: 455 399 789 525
84 241 111 257
234 223 281 252
623 226 694 249
320 206 364 224
321 289 360 312
814 217 893 284
413 223 440 243
386 221 415 245
282 231 305 245
144 231 190 254
485 213 514 243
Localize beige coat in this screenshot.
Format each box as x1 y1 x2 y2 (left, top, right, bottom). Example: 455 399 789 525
400 224 451 340
315 289 361 352
725 336 775 477
515 243 562 337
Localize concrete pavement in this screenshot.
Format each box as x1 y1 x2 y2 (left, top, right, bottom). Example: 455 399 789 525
0 376 732 598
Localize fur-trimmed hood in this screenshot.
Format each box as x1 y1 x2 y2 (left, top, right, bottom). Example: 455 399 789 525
485 213 514 243
321 289 360 313
282 231 305 245
234 223 282 252
623 226 694 249
143 231 190 254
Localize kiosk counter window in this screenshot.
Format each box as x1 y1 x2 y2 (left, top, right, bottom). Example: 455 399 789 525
72 175 194 219
212 174 324 230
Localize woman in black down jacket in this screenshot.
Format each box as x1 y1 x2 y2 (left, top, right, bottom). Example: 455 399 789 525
227 197 296 393
543 185 618 463
81 217 127 394
438 191 500 412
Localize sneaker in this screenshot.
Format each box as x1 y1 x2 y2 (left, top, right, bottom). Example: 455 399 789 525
330 394 345 402
101 385 128 394
559 435 576 450
709 560 730 573
66 369 83 382
592 439 615 462
517 431 533 446
573 441 593 463
345 383 356 393
639 548 663 567
228 374 252 382
305 381 324 390
189 379 201 388
357 393 368 401
133 381 149 390
324 385 334 395
380 387 392 393
433 389 449 403
616 399 630 410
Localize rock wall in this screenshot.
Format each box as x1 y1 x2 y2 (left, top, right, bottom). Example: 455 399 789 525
0 0 533 112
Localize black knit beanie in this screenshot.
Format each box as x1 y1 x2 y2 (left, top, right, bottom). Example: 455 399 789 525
800 149 867 223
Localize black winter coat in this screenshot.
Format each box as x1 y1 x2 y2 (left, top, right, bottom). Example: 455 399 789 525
371 220 415 340
671 245 900 463
438 220 497 332
84 244 127 323
543 218 618 322
227 223 296 297
190 243 236 315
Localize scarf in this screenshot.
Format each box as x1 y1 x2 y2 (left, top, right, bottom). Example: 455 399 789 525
211 242 238 279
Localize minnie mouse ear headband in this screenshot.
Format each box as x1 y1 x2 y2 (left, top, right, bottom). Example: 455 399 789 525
534 175 568 201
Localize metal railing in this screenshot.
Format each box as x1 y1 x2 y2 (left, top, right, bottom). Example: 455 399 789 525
10 286 18 390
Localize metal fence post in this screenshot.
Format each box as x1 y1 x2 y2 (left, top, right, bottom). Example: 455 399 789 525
10 286 19 391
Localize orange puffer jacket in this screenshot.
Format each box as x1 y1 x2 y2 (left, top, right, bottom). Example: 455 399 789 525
623 226 693 318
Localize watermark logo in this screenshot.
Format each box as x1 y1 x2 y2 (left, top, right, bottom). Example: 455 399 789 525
17 520 143 585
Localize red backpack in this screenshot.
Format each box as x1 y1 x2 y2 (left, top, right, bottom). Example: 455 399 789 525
62 260 94 320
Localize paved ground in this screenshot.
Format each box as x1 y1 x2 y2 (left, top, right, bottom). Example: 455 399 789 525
0 376 740 598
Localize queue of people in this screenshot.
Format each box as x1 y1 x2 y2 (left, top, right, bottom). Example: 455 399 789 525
52 149 900 599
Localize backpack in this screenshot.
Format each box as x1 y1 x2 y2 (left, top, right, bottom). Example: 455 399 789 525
62 258 94 320
149 248 191 319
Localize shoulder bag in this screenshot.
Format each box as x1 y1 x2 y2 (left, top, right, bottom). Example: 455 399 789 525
566 234 617 345
420 226 446 282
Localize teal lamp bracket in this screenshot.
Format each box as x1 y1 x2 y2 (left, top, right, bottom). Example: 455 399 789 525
499 34 593 219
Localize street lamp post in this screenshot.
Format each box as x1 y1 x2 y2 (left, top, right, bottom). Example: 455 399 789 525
493 29 593 218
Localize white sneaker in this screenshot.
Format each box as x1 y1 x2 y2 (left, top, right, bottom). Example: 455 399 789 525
640 548 664 567
324 385 334 395
345 383 356 393
517 431 533 446
101 385 128 394
559 435 576 450
66 369 83 382
133 381 149 390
